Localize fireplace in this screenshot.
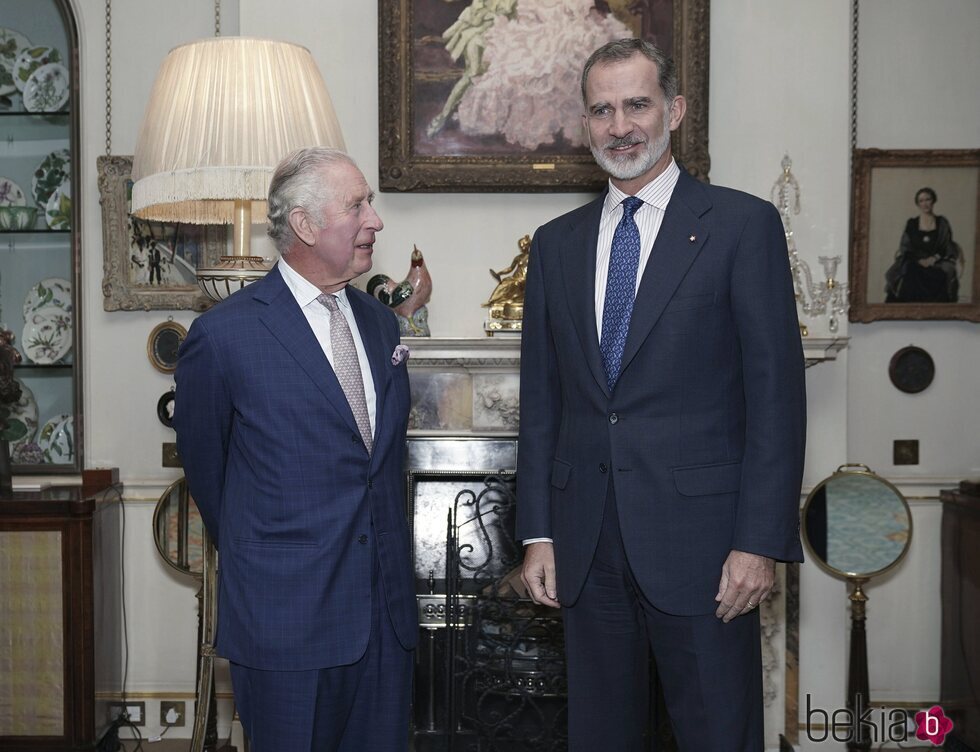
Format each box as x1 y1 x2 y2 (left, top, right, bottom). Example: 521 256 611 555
406 439 568 751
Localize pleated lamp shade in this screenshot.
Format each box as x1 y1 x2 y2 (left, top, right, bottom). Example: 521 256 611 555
131 37 345 225
131 37 345 301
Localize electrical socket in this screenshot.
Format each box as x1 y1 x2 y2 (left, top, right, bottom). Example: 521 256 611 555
160 700 186 727
107 701 146 726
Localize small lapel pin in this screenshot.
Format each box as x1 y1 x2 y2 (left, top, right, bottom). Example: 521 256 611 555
688 234 697 243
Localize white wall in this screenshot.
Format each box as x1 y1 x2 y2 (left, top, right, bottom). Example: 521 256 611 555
66 0 977 745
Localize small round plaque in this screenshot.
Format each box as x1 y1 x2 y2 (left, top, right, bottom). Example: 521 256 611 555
888 346 935 394
147 320 187 374
157 390 176 428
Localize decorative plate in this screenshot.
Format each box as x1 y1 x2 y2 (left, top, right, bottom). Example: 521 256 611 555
12 441 44 465
31 148 70 209
0 27 32 96
22 305 72 364
0 176 26 206
12 45 61 92
23 62 68 113
44 178 70 229
38 413 74 464
23 277 71 318
0 379 38 447
888 345 935 394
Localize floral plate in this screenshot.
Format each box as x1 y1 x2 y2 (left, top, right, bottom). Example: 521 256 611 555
0 176 26 206
0 27 32 97
31 148 70 209
22 305 72 364
38 413 74 464
0 379 38 448
13 45 61 92
23 277 71 318
23 62 68 113
44 179 70 229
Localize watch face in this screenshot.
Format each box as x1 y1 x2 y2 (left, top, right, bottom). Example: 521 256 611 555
147 321 187 374
888 346 935 394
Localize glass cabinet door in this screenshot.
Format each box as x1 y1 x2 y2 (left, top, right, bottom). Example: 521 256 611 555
0 0 80 473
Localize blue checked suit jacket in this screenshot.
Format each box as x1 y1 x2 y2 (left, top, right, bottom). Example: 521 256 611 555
174 266 417 670
516 168 807 615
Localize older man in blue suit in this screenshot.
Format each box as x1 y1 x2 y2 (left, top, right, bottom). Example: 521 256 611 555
518 40 806 751
175 148 416 751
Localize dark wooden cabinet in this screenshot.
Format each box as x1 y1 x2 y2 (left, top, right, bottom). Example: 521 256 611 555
940 481 980 752
0 481 118 751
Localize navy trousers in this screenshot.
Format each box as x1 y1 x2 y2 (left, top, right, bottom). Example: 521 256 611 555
230 556 413 752
561 488 764 751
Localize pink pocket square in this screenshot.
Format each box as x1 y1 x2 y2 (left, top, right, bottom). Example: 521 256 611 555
391 344 410 365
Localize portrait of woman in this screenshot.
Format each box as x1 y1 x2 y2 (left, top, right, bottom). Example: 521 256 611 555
884 187 961 303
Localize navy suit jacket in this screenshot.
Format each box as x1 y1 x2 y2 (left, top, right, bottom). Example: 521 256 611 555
516 169 806 615
174 266 417 670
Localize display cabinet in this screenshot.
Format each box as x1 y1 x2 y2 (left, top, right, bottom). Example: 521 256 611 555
0 0 81 473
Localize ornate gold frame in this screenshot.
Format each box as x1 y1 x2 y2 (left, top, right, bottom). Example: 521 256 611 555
378 0 711 192
849 148 980 322
146 320 188 374
98 155 227 312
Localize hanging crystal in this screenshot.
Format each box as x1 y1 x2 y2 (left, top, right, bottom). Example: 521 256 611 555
771 154 849 334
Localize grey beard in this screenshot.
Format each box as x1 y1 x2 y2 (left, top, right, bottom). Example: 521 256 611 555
591 122 671 182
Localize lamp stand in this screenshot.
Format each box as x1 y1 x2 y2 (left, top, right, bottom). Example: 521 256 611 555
196 199 271 302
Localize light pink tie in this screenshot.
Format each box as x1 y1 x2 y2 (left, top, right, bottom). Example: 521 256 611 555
318 293 373 455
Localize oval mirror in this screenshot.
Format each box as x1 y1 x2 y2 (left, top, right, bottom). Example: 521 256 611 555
152 476 205 578
801 464 912 579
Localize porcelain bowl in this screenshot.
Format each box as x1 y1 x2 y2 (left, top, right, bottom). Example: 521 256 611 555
0 205 38 230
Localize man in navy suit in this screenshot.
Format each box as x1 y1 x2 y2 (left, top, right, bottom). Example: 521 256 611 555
174 148 416 751
518 39 806 751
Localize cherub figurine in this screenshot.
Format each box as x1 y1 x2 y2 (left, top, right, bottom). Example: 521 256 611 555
484 234 530 322
367 246 433 337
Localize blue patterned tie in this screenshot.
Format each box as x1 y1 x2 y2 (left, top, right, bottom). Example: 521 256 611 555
600 196 644 390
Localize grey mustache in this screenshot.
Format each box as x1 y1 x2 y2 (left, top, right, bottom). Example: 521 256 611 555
605 137 645 149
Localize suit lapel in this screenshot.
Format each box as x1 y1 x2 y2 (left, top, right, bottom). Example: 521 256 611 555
560 195 610 397
253 268 362 439
618 171 711 379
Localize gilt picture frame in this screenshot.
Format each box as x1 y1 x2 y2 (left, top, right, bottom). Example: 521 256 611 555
849 148 980 323
379 0 710 192
98 155 228 312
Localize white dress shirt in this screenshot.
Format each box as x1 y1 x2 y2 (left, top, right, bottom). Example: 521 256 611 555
524 159 681 546
278 258 377 435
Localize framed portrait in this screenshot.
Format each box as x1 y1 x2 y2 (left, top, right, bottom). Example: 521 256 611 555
849 149 980 322
379 0 710 192
98 155 228 312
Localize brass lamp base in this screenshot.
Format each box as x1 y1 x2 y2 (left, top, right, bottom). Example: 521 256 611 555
196 255 271 302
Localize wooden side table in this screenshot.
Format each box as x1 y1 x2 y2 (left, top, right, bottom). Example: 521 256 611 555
0 476 120 751
940 480 980 751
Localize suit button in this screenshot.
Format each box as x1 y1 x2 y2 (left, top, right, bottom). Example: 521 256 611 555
351 435 359 444
367 480 373 489
358 534 368 544
599 463 608 473
609 413 619 424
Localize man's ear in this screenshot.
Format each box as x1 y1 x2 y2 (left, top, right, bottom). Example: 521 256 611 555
287 207 316 247
668 95 687 131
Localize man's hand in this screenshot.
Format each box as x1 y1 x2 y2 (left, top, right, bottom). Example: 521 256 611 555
714 550 774 622
521 542 560 608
